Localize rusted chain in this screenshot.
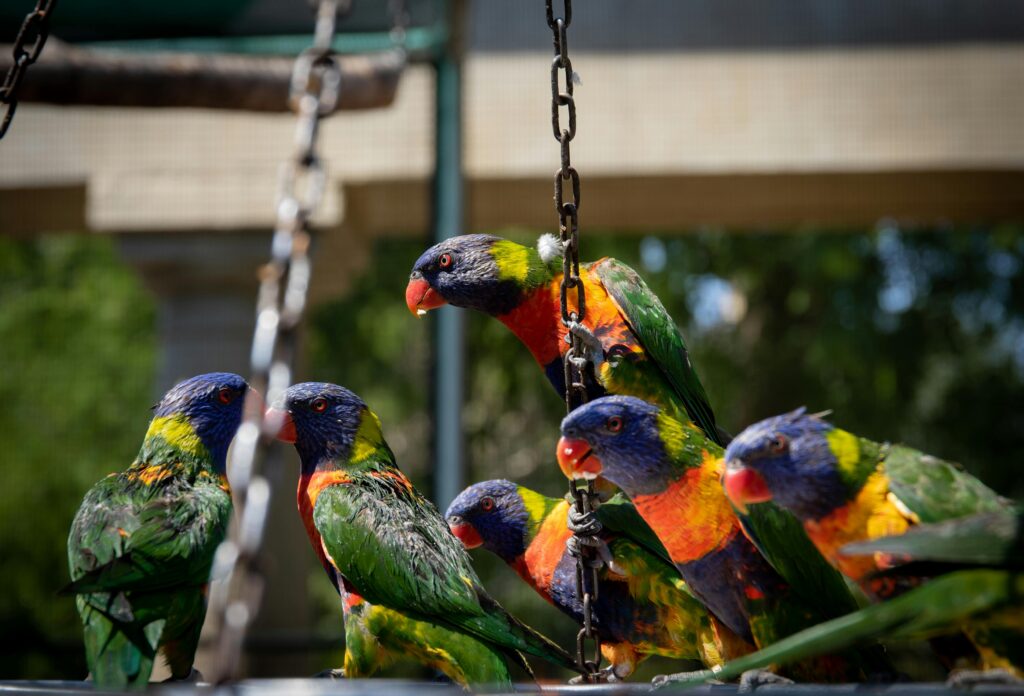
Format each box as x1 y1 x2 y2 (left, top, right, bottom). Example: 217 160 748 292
0 0 58 139
546 0 604 681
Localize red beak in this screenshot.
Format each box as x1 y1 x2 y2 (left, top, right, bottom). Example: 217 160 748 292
723 464 773 514
405 277 447 317
264 406 297 444
556 436 603 481
448 520 483 549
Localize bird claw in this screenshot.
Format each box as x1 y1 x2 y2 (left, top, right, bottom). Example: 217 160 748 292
593 539 626 577
946 668 1023 690
313 668 346 679
567 508 603 536
566 321 605 368
738 669 795 692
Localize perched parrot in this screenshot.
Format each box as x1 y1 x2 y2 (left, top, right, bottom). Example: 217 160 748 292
405 233 726 446
557 395 893 684
268 382 583 685
445 479 736 680
64 372 250 688
653 510 1024 687
720 408 1018 672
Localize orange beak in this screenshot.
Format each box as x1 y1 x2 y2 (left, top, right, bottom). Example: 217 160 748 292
405 276 447 317
264 406 296 444
722 464 773 514
556 436 603 481
448 518 483 549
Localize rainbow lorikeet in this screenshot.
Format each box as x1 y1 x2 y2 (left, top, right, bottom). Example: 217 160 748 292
406 233 726 446
64 373 249 688
656 510 1024 687
721 408 1018 672
557 395 893 684
325 585 512 685
267 382 583 684
445 479 738 680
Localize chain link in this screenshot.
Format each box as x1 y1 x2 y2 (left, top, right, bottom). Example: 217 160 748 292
1 0 58 140
206 0 349 682
547 0 604 681
388 0 409 56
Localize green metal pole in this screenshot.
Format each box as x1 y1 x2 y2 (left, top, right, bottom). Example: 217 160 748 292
431 0 466 510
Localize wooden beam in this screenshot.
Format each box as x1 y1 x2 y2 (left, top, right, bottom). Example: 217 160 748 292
1 41 404 112
342 171 1024 235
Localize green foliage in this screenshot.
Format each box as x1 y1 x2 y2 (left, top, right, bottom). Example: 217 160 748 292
0 235 156 678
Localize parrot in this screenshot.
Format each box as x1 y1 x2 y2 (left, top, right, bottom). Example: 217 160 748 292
320 585 514 686
267 382 584 684
64 372 250 689
720 408 1018 673
652 510 1024 688
556 395 893 684
405 233 727 446
445 479 738 680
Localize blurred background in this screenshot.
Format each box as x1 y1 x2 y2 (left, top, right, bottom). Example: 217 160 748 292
1 0 1022 683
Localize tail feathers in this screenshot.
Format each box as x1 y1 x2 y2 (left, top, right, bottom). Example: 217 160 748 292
82 604 163 689
476 592 583 675
668 569 1022 685
504 648 537 683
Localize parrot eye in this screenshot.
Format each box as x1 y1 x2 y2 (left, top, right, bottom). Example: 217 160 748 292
769 435 788 454
480 496 495 512
438 252 453 269
217 387 236 405
606 415 624 433
311 397 328 413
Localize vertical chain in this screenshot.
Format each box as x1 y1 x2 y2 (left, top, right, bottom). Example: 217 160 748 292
0 0 58 140
388 0 409 56
547 0 603 681
206 0 349 682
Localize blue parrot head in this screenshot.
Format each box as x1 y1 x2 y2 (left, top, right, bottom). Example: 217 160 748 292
272 382 377 469
152 372 250 467
406 234 536 317
723 408 846 520
445 479 532 563
557 396 677 497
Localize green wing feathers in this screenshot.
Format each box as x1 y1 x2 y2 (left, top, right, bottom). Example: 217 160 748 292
883 445 1012 524
667 569 1024 686
843 509 1024 571
594 258 724 446
314 470 582 674
67 471 231 686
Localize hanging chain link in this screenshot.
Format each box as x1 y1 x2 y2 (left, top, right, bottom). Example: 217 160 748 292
388 0 409 56
547 0 604 681
1 0 57 140
206 0 349 682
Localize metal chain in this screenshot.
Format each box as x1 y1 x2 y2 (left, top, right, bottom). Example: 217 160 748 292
206 0 349 682
388 0 409 55
547 0 604 681
0 0 57 140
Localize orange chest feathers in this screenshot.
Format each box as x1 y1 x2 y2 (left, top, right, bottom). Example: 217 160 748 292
296 470 353 571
